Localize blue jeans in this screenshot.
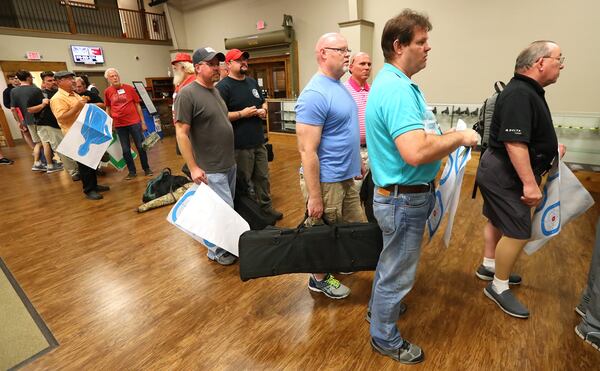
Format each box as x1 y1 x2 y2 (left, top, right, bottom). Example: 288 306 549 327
116 124 150 174
205 165 237 259
369 186 434 350
580 218 600 331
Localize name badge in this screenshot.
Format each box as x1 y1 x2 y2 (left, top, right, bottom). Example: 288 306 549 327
117 89 126 95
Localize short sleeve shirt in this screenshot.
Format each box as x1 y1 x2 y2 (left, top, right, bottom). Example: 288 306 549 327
104 84 141 127
174 82 235 173
295 73 361 183
365 63 441 186
489 73 558 172
10 85 39 125
343 77 369 145
216 76 265 149
28 88 60 128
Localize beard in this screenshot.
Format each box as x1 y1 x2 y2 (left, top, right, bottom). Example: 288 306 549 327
239 66 248 75
173 69 185 86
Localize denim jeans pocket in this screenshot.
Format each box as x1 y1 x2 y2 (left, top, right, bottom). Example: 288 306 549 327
402 192 431 208
373 199 396 235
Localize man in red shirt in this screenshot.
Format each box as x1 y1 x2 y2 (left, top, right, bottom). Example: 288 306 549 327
104 68 152 179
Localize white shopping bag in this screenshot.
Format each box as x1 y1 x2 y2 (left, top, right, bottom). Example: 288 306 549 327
167 183 250 256
57 104 112 169
525 159 595 254
427 119 472 246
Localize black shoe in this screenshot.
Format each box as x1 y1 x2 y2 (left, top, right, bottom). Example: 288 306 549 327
95 185 110 192
476 265 522 285
264 207 284 220
370 338 424 364
72 172 81 181
575 323 600 352
0 157 14 165
366 302 407 323
85 191 103 200
484 283 529 318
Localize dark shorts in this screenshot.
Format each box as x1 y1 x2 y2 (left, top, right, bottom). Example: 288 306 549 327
476 149 540 240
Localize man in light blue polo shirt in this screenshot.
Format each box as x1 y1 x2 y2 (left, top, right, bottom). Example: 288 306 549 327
296 32 364 300
365 10 478 364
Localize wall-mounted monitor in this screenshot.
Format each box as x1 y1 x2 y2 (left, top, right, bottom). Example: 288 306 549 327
70 45 104 65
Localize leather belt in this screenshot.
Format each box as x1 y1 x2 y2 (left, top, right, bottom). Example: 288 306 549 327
377 182 433 196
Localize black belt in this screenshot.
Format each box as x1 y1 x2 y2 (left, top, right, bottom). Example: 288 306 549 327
377 182 434 196
360 144 367 148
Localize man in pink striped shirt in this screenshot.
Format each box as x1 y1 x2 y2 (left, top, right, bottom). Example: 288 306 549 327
344 52 372 180
344 52 372 149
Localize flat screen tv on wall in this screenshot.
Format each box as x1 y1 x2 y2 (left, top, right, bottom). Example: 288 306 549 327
70 45 104 65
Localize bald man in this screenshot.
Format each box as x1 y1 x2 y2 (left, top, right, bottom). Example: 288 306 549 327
344 52 372 148
295 33 365 299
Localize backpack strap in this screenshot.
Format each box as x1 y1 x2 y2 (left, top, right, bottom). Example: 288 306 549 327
494 81 506 94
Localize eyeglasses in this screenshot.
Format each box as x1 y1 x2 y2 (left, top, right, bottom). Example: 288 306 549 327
543 55 565 64
324 47 352 55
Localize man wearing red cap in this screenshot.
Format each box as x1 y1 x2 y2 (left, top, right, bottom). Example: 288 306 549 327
171 52 196 160
217 49 283 220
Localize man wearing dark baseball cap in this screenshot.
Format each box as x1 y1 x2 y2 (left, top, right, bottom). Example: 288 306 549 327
174 47 238 265
217 49 283 220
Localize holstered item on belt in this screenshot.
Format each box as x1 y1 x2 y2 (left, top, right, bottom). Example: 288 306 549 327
238 214 383 281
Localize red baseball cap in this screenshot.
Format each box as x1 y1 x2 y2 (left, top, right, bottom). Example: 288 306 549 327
171 52 192 65
225 49 250 63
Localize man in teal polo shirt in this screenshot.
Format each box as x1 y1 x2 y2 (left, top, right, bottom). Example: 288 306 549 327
365 9 479 364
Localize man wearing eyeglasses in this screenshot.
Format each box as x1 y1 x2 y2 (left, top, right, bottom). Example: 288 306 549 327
476 40 566 319
174 47 238 266
217 49 283 221
296 32 365 299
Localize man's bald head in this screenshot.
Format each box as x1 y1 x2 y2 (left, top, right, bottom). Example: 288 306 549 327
314 32 350 80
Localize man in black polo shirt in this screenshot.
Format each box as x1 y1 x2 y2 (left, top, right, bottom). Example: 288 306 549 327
475 40 566 318
75 76 105 109
217 49 282 220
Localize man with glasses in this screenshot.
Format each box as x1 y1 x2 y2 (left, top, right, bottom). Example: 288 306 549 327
217 49 283 220
476 40 566 319
174 47 238 266
296 32 365 299
366 10 478 363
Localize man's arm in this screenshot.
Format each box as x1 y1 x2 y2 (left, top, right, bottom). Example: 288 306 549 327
505 141 541 206
50 98 85 123
296 122 323 218
27 99 49 114
227 106 258 122
394 129 479 166
175 122 206 184
135 103 147 131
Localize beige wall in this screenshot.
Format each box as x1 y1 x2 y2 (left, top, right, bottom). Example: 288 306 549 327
363 0 600 113
0 34 172 139
182 0 348 90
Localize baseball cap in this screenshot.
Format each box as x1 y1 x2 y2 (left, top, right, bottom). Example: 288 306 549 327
171 52 192 65
225 49 250 63
54 70 75 79
192 47 225 65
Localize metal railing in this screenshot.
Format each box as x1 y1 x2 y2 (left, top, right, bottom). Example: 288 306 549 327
0 0 170 42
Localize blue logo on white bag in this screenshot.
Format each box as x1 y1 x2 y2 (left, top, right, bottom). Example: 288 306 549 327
78 105 112 156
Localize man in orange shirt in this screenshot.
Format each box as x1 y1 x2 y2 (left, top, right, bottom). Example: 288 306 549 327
104 68 152 180
50 70 110 200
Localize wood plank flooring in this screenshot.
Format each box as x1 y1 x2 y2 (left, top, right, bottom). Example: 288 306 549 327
0 136 599 370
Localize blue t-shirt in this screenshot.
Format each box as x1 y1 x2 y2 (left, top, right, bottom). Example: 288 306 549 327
366 63 441 186
295 73 361 182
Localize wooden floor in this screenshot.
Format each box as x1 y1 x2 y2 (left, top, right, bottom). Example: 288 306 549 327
1 136 599 370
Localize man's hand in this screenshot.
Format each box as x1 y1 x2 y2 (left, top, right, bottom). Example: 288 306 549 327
559 143 567 159
355 160 367 180
190 166 207 184
240 106 258 118
461 128 480 147
307 195 324 219
76 97 86 108
521 182 542 207
141 121 148 132
19 123 27 132
257 108 267 120
42 98 50 105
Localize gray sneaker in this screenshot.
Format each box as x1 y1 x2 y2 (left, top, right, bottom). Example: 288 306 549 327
31 163 46 172
484 283 529 319
208 252 237 266
575 323 600 352
46 163 64 173
308 274 350 299
366 302 407 323
475 265 522 285
370 338 424 364
575 294 590 318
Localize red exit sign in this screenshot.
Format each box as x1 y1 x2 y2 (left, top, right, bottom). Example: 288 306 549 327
26 51 41 60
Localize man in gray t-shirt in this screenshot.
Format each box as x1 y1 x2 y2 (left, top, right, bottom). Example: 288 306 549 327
174 47 237 266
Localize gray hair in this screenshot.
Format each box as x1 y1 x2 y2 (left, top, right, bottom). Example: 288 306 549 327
104 67 119 79
514 40 556 72
74 76 85 85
